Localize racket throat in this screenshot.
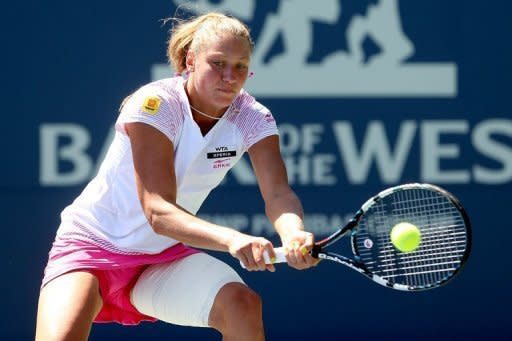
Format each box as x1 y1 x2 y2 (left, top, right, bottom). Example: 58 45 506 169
317 252 361 270
311 245 322 258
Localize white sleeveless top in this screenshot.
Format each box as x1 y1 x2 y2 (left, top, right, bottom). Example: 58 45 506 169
57 77 278 254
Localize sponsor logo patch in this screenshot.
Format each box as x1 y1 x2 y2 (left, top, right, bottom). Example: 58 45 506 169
142 96 161 115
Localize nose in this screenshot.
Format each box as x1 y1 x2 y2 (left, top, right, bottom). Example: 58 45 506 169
222 66 236 83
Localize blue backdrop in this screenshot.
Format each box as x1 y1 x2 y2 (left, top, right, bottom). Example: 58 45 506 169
2 1 511 340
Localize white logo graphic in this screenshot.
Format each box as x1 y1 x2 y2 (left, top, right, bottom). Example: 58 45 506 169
172 0 255 20
152 0 457 97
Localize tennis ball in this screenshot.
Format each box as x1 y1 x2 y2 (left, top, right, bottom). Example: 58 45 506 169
390 222 421 253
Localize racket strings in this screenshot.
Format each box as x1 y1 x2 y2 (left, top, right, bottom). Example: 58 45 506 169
355 188 468 288
388 192 462 287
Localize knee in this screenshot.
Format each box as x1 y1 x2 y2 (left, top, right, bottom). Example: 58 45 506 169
209 283 263 331
227 283 262 317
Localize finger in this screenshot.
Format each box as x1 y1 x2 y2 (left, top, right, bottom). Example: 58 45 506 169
243 248 259 271
295 245 308 265
252 244 267 271
301 234 316 266
286 241 303 265
300 245 309 257
238 252 252 270
294 240 309 263
291 240 300 249
294 239 315 268
262 243 276 272
304 251 320 267
262 243 276 264
304 233 315 249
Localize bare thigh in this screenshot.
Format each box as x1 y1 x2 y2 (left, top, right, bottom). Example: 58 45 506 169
35 271 103 341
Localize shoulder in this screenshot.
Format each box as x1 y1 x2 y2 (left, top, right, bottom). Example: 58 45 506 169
119 77 188 124
228 89 279 150
127 77 187 109
231 89 276 125
115 77 188 142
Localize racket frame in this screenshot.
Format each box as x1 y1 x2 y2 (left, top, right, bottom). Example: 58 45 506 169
311 183 472 291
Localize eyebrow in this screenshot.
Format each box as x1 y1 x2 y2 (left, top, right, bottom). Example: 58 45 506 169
207 53 250 62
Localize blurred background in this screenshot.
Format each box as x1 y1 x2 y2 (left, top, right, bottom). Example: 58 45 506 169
2 0 511 339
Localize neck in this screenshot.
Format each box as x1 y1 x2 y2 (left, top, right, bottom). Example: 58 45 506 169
185 80 223 120
190 104 223 120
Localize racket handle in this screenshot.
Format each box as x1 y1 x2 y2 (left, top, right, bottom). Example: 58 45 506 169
240 247 287 269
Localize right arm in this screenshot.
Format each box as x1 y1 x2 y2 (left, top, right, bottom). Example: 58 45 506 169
125 122 275 271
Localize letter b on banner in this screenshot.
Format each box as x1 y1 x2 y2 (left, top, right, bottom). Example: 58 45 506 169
40 124 92 186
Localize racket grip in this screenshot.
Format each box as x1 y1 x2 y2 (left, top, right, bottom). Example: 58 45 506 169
240 247 287 269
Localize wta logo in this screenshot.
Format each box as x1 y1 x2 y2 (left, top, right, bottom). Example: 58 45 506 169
153 0 457 98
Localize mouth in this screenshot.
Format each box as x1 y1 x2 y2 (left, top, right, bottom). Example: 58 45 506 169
217 87 235 94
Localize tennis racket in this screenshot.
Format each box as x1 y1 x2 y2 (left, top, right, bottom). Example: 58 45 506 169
247 183 472 291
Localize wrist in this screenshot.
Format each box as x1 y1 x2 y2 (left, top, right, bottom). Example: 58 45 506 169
220 228 242 251
275 217 304 242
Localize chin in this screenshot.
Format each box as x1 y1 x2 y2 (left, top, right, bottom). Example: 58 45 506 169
215 93 237 106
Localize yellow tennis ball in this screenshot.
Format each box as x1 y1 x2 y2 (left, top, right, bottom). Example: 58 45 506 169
390 222 421 253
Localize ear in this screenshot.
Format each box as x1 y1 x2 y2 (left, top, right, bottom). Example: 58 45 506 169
185 50 195 72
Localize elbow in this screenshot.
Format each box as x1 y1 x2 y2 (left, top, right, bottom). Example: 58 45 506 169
145 206 173 236
151 219 167 236
141 196 176 235
142 198 180 235
142 205 161 233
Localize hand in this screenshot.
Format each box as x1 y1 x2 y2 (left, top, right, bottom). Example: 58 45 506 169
282 230 320 270
228 233 276 272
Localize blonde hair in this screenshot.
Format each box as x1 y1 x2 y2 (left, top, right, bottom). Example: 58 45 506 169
167 12 254 73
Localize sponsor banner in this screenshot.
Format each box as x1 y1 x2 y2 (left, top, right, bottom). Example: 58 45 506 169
37 119 512 187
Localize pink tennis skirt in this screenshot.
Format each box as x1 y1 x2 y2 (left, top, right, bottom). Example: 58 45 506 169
41 233 199 325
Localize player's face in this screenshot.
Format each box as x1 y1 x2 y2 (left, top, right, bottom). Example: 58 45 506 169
187 33 251 113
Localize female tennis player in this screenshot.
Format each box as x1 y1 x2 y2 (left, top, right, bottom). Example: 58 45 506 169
35 12 318 341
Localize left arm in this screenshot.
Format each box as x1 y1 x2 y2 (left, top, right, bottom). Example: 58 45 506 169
248 135 318 269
